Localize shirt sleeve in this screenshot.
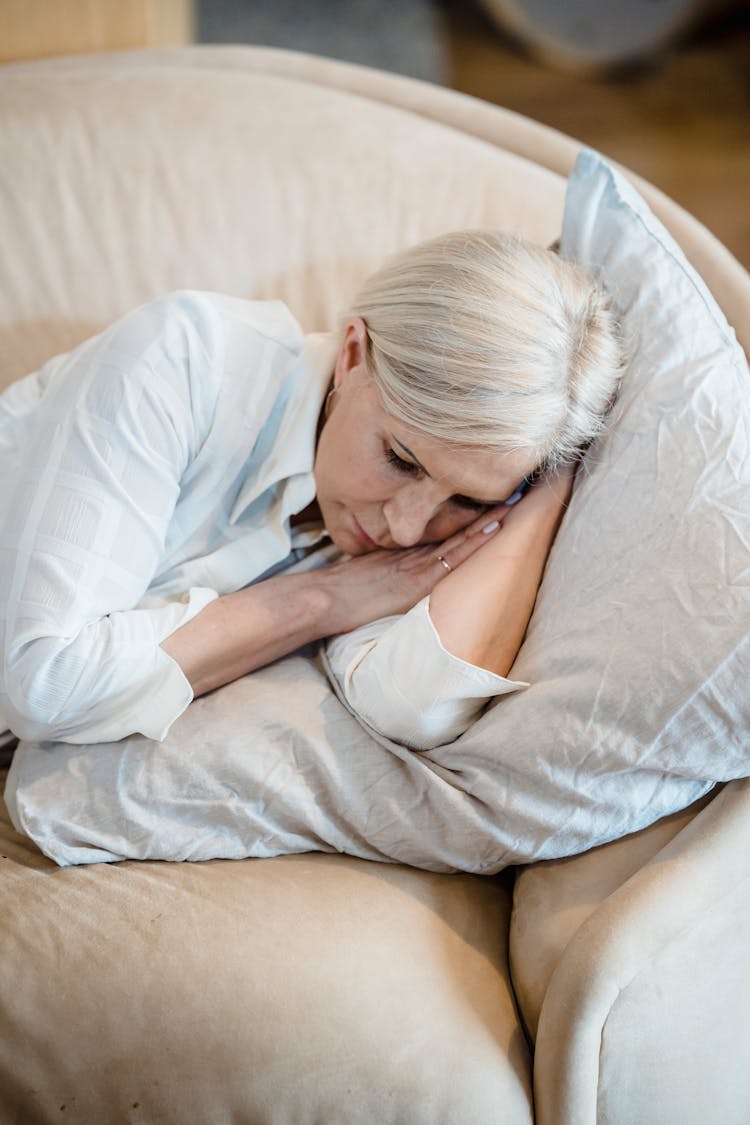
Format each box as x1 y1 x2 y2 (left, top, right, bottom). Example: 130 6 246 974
323 596 529 750
0 294 221 744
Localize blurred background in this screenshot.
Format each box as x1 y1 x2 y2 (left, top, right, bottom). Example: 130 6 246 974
2 0 749 267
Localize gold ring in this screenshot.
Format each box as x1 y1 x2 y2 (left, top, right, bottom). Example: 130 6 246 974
436 555 452 573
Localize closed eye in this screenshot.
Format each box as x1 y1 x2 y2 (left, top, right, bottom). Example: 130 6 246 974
386 439 511 510
451 494 489 512
385 446 422 476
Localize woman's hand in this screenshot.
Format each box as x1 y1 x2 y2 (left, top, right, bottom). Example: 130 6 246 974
161 500 511 699
319 500 513 636
163 467 575 699
322 464 574 639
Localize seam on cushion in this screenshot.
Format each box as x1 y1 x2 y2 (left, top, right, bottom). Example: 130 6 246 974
594 866 750 1116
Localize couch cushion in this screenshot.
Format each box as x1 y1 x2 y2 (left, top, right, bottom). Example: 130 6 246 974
509 788 714 1041
0 768 531 1124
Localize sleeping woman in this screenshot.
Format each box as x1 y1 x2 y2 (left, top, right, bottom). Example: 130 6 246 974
0 230 622 752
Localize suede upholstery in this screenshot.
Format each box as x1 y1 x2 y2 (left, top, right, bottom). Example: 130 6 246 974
1 47 748 1125
0 785 531 1124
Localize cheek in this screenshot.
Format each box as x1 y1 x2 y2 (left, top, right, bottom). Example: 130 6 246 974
316 434 381 505
338 439 394 502
315 420 354 492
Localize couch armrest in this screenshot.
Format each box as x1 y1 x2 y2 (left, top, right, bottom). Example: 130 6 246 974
533 777 750 1125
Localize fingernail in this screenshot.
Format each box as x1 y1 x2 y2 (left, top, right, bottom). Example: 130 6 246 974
482 519 500 534
505 488 524 506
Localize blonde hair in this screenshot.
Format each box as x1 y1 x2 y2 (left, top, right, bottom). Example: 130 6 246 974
343 230 624 471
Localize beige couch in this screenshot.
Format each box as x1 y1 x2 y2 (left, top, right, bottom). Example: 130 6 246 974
1 47 749 1125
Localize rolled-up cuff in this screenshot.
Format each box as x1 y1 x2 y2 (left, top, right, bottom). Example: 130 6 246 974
326 596 529 750
3 587 220 746
90 585 220 744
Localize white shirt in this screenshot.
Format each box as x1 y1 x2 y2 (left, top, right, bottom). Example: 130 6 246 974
0 292 524 749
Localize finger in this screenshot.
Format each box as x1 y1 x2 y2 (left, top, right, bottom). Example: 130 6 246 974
438 502 511 555
435 514 504 572
466 502 513 534
433 553 454 577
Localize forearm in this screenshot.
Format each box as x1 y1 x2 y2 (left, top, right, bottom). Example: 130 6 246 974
161 571 334 698
163 484 566 702
162 530 484 700
428 483 569 676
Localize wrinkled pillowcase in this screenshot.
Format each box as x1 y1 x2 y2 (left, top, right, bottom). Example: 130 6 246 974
5 149 749 869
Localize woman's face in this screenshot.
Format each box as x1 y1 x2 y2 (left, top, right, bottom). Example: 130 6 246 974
314 319 539 555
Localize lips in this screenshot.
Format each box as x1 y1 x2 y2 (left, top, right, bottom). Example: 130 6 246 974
352 516 379 549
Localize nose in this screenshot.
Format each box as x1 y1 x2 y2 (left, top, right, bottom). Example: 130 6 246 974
383 485 442 547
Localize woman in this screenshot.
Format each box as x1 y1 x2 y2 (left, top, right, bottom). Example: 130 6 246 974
0 230 622 749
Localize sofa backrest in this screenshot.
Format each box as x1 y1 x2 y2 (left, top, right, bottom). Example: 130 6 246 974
0 48 569 390
3 46 747 399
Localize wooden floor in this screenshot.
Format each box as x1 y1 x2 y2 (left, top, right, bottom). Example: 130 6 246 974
440 1 750 270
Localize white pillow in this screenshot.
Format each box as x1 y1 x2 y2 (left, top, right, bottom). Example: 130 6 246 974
6 150 749 869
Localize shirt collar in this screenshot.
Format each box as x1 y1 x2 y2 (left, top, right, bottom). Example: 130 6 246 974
228 330 339 538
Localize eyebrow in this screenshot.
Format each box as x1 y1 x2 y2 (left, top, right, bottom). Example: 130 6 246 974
390 436 508 507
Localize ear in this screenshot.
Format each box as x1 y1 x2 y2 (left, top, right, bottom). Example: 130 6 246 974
333 317 369 390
